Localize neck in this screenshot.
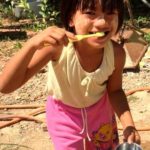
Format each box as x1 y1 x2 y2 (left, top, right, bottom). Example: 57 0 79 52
74 44 104 72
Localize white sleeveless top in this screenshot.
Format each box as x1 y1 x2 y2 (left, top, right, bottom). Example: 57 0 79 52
46 40 115 108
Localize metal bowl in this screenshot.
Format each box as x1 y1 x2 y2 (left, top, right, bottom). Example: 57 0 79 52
115 143 143 150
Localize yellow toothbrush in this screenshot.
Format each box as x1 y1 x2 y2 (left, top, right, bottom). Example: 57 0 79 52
69 32 105 42
44 32 105 46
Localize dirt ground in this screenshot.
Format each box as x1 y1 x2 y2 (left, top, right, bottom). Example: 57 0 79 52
0 39 150 150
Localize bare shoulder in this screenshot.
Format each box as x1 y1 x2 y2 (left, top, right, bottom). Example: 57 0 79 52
111 40 125 60
111 40 126 69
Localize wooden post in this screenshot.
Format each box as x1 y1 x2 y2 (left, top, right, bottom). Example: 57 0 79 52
124 0 135 25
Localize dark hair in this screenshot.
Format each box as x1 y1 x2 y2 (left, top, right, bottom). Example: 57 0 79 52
60 0 124 32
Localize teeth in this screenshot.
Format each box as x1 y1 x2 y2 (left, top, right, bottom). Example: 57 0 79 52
104 31 109 35
92 32 103 34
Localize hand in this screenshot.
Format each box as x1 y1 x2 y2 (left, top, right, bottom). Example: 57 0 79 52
28 26 76 50
123 126 141 144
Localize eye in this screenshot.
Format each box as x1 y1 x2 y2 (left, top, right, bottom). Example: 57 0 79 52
83 10 96 16
105 10 118 15
105 11 118 19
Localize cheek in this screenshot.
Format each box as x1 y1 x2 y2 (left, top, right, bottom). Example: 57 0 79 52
74 18 92 34
110 16 118 34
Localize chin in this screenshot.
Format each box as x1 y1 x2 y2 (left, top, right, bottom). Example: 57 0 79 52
90 40 107 48
89 36 110 46
86 43 105 50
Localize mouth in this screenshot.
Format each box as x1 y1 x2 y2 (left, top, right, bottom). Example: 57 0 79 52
89 31 109 37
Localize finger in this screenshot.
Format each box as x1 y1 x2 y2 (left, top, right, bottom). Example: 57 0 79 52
127 132 135 144
43 37 58 47
135 132 141 145
50 30 68 46
62 37 69 46
123 137 127 143
59 30 69 46
136 138 141 145
66 31 77 41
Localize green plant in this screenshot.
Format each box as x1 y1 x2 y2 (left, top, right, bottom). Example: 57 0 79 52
48 5 60 25
0 14 2 26
137 16 148 24
18 0 29 9
13 41 22 49
38 0 48 23
38 0 60 25
0 3 13 18
18 0 37 20
144 33 150 43
29 22 48 31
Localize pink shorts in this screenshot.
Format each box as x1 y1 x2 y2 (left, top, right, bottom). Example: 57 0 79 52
46 92 119 150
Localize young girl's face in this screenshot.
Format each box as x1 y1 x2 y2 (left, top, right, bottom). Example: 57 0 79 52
69 0 119 48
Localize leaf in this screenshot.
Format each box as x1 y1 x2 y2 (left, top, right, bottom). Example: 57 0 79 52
17 4 25 8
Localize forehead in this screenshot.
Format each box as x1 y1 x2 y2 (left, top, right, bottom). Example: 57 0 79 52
78 0 118 12
77 0 97 10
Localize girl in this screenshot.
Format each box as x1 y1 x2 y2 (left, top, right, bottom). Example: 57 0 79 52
0 0 141 149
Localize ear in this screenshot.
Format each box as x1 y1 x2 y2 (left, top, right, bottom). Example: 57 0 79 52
69 18 74 27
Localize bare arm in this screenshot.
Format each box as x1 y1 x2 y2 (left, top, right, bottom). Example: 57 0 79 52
107 41 141 144
0 26 75 93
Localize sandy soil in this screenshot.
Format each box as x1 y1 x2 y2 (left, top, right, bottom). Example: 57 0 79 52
0 41 150 150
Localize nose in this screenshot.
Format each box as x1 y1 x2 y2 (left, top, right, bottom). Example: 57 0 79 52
94 15 108 27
